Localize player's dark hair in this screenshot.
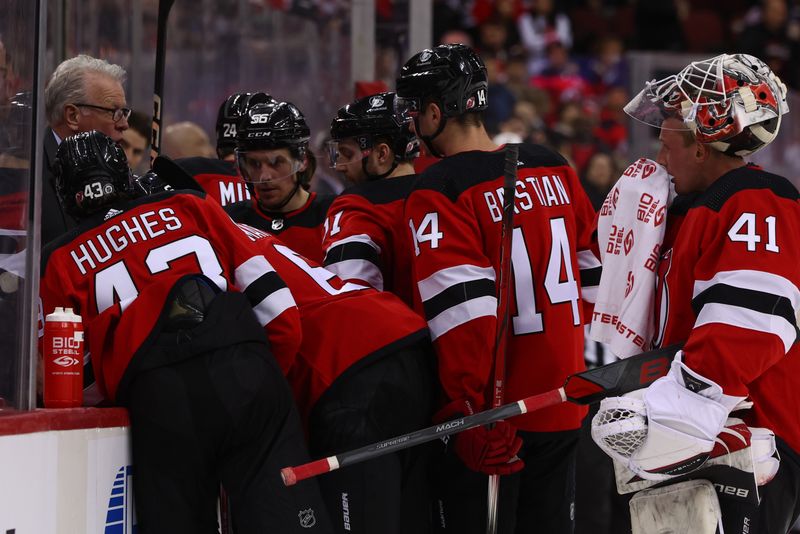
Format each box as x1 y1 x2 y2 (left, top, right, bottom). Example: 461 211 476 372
127 110 152 143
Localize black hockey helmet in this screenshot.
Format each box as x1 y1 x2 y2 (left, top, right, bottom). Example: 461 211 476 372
215 91 275 158
235 101 310 157
54 130 132 218
329 92 418 165
396 44 489 119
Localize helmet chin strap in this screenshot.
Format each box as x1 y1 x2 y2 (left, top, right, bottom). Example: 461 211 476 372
362 157 398 181
257 175 303 214
414 115 447 158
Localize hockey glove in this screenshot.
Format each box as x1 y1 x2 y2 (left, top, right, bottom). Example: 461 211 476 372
436 399 524 476
591 352 745 481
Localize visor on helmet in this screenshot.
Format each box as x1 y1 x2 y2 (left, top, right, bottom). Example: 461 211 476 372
236 149 304 184
327 137 373 168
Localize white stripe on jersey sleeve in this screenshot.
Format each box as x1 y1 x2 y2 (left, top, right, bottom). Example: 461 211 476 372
418 264 496 301
577 249 602 270
580 286 598 303
326 260 385 291
695 302 797 352
235 255 275 288
251 287 297 326
428 295 498 341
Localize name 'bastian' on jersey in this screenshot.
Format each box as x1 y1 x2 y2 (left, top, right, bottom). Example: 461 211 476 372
484 173 572 223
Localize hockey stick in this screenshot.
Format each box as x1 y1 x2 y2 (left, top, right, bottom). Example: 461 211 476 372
281 344 680 486
150 0 175 165
486 144 519 534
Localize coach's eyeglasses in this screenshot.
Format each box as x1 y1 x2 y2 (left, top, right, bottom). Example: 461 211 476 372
74 103 132 123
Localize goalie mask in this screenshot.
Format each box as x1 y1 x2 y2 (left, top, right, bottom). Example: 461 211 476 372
215 91 275 159
328 92 419 180
625 54 789 156
54 130 132 218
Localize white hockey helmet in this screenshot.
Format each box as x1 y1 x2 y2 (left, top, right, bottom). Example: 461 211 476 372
625 54 789 156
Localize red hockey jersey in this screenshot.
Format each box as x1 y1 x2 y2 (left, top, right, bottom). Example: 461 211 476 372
39 191 301 402
322 175 420 309
226 192 334 265
174 157 251 206
238 223 428 419
405 144 600 432
653 165 800 453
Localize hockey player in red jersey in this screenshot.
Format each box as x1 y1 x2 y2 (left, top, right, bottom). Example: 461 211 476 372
322 91 421 308
237 222 434 534
226 101 334 264
592 54 800 534
39 131 333 534
396 44 600 533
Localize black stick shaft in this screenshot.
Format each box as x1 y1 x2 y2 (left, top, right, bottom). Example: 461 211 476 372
281 344 682 486
150 0 175 165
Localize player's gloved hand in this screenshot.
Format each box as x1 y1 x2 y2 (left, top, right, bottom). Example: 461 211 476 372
592 351 745 481
455 422 524 475
436 399 524 475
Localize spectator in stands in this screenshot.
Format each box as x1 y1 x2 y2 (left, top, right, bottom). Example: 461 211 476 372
517 0 573 74
120 110 150 173
483 57 517 135
738 0 800 88
579 35 629 96
580 151 617 210
531 41 587 124
592 86 629 154
42 54 130 245
162 121 216 159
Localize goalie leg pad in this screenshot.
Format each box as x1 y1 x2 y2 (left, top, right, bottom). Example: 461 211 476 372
630 480 723 534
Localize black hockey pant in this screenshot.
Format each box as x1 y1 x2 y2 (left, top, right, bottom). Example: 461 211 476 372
308 339 435 534
432 429 580 534
126 291 333 534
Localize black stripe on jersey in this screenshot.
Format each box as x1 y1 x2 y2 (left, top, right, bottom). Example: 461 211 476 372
324 241 381 268
692 283 798 329
423 278 496 319
696 166 799 213
413 143 569 202
242 271 286 306
342 173 419 205
580 266 602 287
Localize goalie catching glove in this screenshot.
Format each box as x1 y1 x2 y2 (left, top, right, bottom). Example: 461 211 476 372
591 352 746 481
436 399 524 476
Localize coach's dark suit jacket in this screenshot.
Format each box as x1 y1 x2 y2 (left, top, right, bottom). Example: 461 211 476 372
42 128 77 246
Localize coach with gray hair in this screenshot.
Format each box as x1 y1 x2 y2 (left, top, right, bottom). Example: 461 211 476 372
42 54 130 244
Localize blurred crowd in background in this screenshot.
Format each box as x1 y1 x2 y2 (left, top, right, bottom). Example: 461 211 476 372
430 0 800 208
0 0 799 199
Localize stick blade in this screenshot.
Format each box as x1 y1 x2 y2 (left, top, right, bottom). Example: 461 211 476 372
564 344 680 404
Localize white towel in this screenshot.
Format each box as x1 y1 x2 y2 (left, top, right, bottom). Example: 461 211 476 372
590 158 675 358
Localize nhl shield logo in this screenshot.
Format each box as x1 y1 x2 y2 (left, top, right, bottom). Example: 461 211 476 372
369 95 384 108
298 508 316 528
272 218 284 231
